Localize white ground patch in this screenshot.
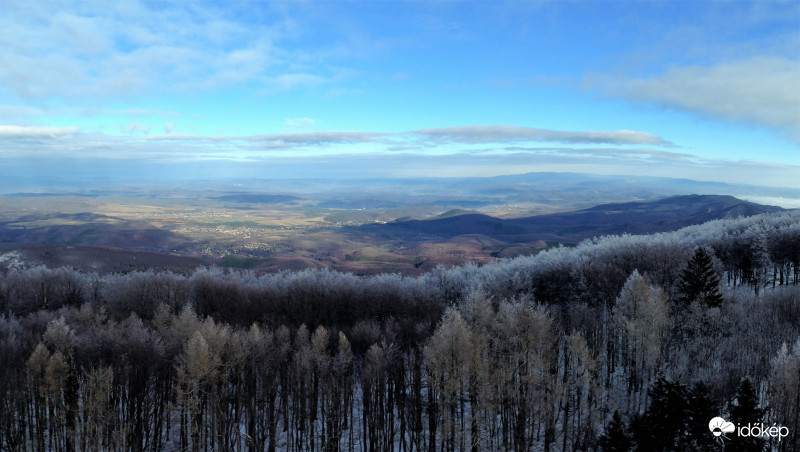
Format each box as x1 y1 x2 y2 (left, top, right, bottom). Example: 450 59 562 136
0 250 24 268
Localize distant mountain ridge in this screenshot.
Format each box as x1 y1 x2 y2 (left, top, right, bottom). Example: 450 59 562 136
361 195 783 243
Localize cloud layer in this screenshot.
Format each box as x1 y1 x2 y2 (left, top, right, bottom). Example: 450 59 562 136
0 2 339 101
0 123 674 161
0 125 81 137
147 126 671 147
586 57 800 139
1 123 797 188
412 126 673 146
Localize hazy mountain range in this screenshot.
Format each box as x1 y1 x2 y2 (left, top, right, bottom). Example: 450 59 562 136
0 190 788 275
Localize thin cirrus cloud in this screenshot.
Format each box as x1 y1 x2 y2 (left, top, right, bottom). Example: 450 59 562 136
0 125 81 137
143 133 238 141
283 118 316 129
411 126 674 146
141 127 672 149
501 146 697 162
267 73 327 91
0 124 797 188
144 131 389 149
0 105 179 120
248 131 387 145
585 57 800 140
0 2 312 100
0 105 47 118
0 124 675 157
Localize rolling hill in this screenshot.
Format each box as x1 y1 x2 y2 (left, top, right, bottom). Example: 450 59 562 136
360 195 784 243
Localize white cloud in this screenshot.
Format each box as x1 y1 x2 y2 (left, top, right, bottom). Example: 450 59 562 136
52 11 113 56
0 2 340 100
250 131 386 146
0 125 672 158
0 125 80 137
127 121 152 135
0 125 796 188
0 104 179 122
585 57 800 139
284 118 316 129
144 133 240 141
143 130 388 152
502 146 696 162
0 104 46 118
412 125 673 146
82 107 180 117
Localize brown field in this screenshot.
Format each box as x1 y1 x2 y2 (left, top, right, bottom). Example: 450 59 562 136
0 195 549 275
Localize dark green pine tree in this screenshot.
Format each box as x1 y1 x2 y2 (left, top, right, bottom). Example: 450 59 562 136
728 378 766 452
686 382 723 452
599 410 632 452
677 247 723 307
631 378 689 451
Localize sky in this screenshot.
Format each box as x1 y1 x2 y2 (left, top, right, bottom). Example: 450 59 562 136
1 0 799 189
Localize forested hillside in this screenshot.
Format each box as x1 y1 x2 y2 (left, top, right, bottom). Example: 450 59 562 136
0 210 798 451
364 194 783 242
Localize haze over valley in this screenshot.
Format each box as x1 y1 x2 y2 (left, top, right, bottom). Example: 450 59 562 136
1 172 794 275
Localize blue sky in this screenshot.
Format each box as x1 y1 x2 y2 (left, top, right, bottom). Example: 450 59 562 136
1 0 798 188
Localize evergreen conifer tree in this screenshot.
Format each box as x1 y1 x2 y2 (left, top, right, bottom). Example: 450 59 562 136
631 378 689 451
677 247 723 307
599 410 632 452
686 382 723 452
728 377 766 452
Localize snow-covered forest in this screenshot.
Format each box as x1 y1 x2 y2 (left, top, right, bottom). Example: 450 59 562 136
1 210 798 451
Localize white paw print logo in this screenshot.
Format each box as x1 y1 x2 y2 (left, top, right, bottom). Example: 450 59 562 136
709 417 735 442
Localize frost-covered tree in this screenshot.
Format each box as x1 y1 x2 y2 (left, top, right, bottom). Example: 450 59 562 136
613 271 670 412
749 234 774 296
768 340 800 452
562 332 600 451
424 308 474 452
